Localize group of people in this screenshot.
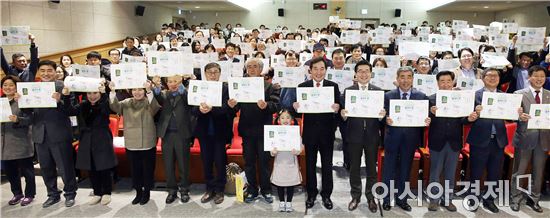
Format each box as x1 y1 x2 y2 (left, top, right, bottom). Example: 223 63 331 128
1 19 550 215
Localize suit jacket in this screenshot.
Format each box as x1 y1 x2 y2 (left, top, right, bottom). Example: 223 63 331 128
383 88 427 151
512 88 550 151
154 88 196 140
342 83 383 146
235 80 280 137
299 79 341 145
192 83 235 141
0 45 39 82
428 93 468 152
466 89 508 148
29 80 73 144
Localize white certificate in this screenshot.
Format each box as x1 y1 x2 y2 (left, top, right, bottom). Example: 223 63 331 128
452 20 468 30
371 68 397 90
480 92 523 120
296 87 335 113
1 26 30 45
277 40 302 52
237 43 254 55
413 74 438 96
270 54 285 67
489 34 510 47
228 77 265 103
0 98 13 122
435 90 475 118
211 38 226 49
121 54 145 63
17 82 57 108
481 53 511 68
429 34 453 52
299 52 313 64
187 80 223 107
344 90 385 118
147 51 191 77
263 125 301 151
340 30 361 44
453 40 484 56
110 63 147 89
273 67 307 88
370 55 401 68
63 76 103 92
437 58 460 71
71 64 100 78
399 42 431 60
527 104 550 129
389 100 429 127
456 77 484 91
502 23 519 34
192 53 218 68
517 27 546 45
326 69 354 93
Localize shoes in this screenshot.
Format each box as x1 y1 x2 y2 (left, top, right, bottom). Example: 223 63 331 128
322 197 333 210
166 193 177 204
526 198 543 213
42 196 60 208
482 200 499 213
20 197 33 206
101 195 111 205
8 195 24 205
262 193 273 204
348 198 360 211
132 189 143 205
278 202 286 212
200 192 214 203
180 191 190 203
140 190 150 205
88 196 102 205
510 203 520 212
65 198 75 207
367 199 377 213
428 200 439 211
382 201 391 211
213 192 224 204
244 192 258 203
441 200 457 212
305 197 315 209
285 202 294 212
396 200 412 212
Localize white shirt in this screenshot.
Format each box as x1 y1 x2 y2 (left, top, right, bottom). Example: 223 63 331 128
529 85 543 101
314 79 324 87
358 83 369 91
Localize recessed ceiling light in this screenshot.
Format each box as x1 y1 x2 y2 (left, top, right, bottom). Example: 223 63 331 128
195 6 200 9
483 6 489 9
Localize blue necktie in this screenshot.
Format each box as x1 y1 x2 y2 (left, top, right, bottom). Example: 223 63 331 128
402 93 408 100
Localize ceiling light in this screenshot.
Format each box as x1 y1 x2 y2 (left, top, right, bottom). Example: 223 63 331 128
483 6 489 9
195 6 200 9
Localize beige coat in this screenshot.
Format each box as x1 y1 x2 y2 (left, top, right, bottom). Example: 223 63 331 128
109 94 160 150
270 151 302 187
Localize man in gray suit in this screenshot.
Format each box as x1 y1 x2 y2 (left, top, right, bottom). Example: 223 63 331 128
510 65 550 213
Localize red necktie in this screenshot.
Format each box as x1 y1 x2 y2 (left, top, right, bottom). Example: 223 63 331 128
535 90 541 104
316 82 320 87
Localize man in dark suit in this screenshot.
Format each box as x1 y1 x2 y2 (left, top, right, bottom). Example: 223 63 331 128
510 65 550 213
466 68 523 213
0 34 39 82
426 71 477 212
152 74 195 204
503 35 535 93
340 60 385 212
228 58 280 203
192 63 235 204
219 42 240 63
293 57 341 210
18 60 77 208
382 66 430 212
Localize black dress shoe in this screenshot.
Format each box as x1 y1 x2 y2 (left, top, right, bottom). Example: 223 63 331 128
322 197 333 210
180 192 190 203
348 198 360 211
396 201 412 212
367 199 378 213
526 198 543 213
200 192 214 203
165 193 177 204
140 190 150 205
305 197 315 209
382 201 391 211
482 200 499 213
42 196 60 208
65 198 75 207
510 203 520 212
132 189 143 205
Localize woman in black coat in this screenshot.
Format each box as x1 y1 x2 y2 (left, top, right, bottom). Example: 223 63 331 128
62 84 117 206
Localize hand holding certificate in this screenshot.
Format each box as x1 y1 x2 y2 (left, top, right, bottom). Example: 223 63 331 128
110 63 147 89
527 104 550 129
389 100 429 127
16 82 57 108
0 98 13 122
479 92 523 120
344 90 385 118
64 76 103 92
296 87 335 113
228 77 265 103
71 64 100 78
187 80 223 107
435 90 475 117
263 125 301 151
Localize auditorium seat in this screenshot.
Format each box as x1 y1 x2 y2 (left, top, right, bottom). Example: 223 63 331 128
109 117 118 137
503 122 517 180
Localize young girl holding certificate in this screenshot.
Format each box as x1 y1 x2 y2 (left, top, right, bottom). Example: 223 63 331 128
270 109 303 213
